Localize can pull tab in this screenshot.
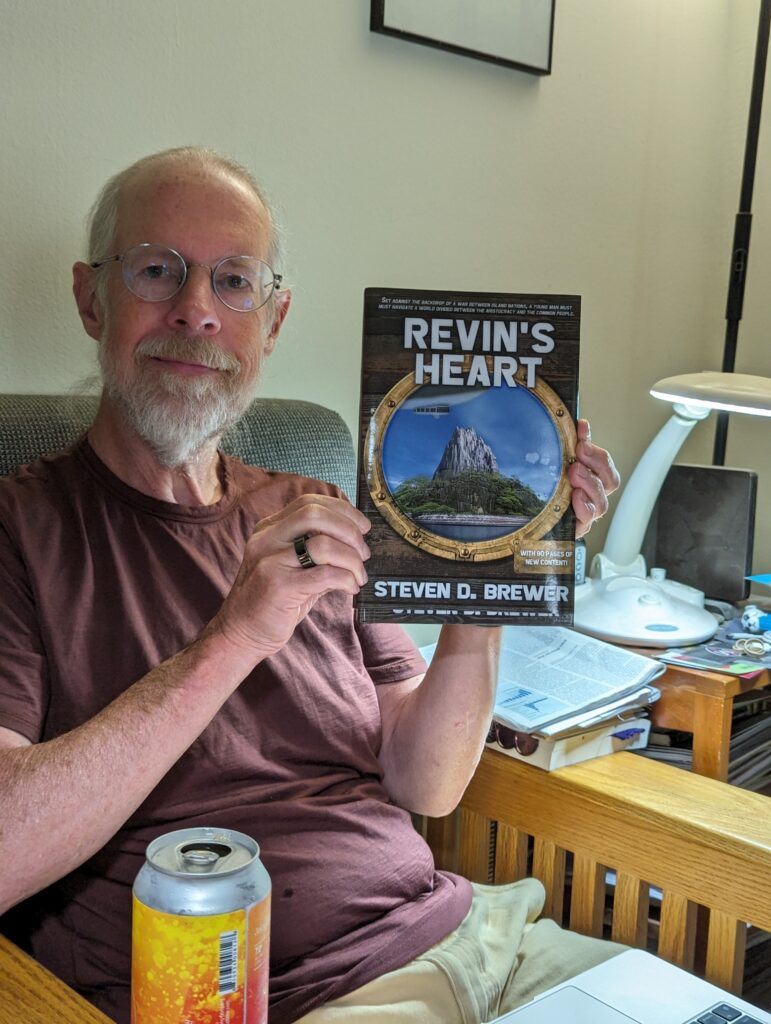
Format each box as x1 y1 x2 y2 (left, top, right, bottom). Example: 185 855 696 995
179 842 233 873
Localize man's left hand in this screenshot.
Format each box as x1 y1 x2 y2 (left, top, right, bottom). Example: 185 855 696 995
568 419 620 539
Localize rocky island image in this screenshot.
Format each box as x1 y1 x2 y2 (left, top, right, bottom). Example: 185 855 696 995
381 384 559 544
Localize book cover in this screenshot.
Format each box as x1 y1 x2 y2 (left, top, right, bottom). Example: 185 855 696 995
355 287 581 625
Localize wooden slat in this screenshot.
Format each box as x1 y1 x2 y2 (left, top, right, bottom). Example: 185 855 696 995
460 751 771 932
611 872 649 947
658 891 697 969
494 823 529 884
532 838 565 922
458 807 493 883
705 910 746 994
569 852 605 937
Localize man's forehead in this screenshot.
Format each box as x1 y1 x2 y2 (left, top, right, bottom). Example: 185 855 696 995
116 164 270 253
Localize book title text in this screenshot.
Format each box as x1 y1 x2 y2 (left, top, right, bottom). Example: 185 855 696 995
404 318 554 388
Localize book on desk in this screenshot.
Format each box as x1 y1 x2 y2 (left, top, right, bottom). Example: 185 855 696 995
421 626 662 770
486 714 651 770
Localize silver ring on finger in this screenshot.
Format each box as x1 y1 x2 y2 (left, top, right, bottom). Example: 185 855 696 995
293 534 316 569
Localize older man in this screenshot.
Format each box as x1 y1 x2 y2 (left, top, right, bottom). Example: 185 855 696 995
0 147 620 1023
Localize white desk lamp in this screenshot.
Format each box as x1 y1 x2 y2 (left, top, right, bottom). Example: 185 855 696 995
574 371 771 647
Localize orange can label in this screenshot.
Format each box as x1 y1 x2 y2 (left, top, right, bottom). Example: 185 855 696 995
131 895 270 1024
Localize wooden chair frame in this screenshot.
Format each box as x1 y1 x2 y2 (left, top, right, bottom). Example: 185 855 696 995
422 749 771 996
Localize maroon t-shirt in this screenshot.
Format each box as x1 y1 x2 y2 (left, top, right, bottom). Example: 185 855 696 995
0 439 472 1023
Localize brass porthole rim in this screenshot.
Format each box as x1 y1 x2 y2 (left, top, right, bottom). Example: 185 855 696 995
364 367 576 562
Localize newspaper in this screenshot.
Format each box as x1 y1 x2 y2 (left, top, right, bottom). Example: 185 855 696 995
421 626 664 733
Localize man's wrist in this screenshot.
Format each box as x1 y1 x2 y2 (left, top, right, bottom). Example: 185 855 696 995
197 617 276 674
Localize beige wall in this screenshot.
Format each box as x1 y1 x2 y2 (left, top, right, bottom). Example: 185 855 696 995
2 1 769 617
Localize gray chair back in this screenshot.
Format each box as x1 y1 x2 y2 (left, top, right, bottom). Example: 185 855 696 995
0 394 357 499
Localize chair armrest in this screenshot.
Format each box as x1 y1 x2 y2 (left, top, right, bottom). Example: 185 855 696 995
0 934 115 1024
424 750 771 993
462 750 770 928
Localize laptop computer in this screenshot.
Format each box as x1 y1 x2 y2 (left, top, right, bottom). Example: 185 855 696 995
492 949 770 1023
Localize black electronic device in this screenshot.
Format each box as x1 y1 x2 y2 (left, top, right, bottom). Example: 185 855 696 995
642 463 757 603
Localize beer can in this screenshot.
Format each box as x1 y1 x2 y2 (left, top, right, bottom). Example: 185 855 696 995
131 826 271 1024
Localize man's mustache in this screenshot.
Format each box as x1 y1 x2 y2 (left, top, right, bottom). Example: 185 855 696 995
134 336 241 375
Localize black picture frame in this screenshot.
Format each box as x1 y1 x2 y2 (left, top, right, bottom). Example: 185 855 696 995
370 0 555 76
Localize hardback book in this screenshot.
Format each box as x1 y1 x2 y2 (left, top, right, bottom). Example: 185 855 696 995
355 287 581 625
485 716 652 772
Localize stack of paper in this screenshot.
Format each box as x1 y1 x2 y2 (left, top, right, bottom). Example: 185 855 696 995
421 626 663 770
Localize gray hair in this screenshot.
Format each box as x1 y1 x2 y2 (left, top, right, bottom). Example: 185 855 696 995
86 146 284 283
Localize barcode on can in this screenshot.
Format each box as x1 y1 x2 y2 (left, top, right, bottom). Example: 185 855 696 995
218 929 238 994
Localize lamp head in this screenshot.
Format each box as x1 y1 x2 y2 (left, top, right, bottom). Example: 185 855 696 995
650 371 771 418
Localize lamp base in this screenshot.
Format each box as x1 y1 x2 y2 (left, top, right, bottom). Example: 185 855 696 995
573 576 719 648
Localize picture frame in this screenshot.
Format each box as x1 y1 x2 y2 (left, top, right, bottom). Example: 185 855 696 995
370 0 555 76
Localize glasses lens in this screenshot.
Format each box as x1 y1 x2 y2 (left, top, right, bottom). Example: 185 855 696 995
123 245 185 302
214 257 275 311
493 724 520 750
488 723 540 756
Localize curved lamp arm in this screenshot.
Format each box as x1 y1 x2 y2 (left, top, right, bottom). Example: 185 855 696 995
599 405 710 573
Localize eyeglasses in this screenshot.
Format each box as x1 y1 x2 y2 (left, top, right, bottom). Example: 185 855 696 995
90 243 283 312
486 721 540 756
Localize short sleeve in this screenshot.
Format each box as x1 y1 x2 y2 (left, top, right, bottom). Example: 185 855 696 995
355 619 427 686
0 518 49 741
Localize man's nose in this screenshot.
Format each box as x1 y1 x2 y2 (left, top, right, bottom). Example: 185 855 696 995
165 266 221 335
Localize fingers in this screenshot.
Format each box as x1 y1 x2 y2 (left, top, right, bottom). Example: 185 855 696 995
250 493 371 591
574 419 620 496
291 533 369 588
569 419 621 539
255 548 365 598
252 494 371 565
572 489 598 540
212 495 372 659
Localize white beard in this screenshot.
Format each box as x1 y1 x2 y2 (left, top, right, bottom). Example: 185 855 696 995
98 333 260 468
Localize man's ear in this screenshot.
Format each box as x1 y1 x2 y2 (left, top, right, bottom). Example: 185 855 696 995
72 262 106 341
263 288 291 355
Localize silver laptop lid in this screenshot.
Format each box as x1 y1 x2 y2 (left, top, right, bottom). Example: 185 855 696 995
490 950 771 1024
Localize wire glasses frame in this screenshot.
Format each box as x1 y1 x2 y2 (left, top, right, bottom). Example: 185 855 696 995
90 242 283 313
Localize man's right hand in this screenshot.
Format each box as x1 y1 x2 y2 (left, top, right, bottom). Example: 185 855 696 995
207 494 371 661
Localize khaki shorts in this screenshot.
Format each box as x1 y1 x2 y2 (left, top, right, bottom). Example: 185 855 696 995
296 879 626 1024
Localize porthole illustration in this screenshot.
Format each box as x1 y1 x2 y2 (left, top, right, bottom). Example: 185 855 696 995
365 362 576 562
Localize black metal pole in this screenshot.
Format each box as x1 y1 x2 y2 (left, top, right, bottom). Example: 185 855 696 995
713 0 771 464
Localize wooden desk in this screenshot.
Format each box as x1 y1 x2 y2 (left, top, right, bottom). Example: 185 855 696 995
650 662 771 782
0 934 115 1024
